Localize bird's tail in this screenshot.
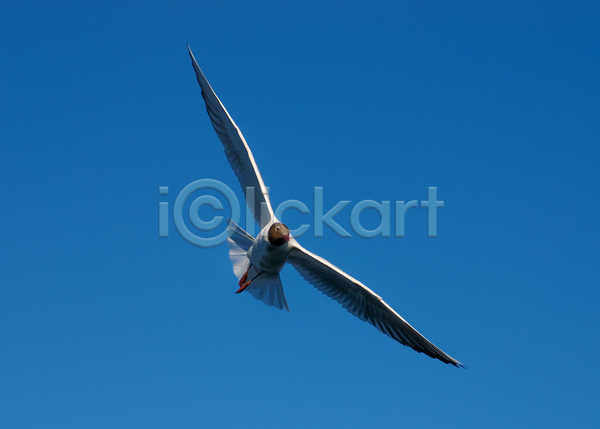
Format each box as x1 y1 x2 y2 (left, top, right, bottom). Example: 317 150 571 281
245 273 289 311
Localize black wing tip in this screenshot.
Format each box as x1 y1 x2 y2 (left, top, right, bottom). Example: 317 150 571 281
187 45 201 69
448 359 467 369
187 45 195 61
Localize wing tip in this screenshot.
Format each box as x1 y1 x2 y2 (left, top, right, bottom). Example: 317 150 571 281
445 356 467 369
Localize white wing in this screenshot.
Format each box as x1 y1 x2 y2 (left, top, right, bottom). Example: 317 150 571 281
188 46 274 228
288 244 464 367
226 219 254 279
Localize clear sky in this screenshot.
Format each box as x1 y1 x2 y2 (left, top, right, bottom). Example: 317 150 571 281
1 1 599 427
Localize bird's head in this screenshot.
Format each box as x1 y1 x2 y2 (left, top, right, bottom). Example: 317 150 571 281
268 223 290 246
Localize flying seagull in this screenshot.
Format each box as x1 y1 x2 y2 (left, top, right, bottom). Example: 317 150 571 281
188 46 464 367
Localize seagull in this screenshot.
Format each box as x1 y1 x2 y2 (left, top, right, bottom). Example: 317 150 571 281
188 46 464 367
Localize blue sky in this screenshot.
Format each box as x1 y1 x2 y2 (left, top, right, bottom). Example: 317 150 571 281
1 1 599 427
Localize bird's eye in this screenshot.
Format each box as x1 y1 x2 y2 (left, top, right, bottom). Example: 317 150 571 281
276 226 280 231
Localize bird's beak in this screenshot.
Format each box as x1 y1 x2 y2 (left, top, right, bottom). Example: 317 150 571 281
283 233 290 242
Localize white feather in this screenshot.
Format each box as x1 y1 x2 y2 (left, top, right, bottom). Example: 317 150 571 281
246 273 289 312
226 219 254 278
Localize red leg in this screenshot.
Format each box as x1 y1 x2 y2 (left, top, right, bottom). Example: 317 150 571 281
235 271 263 294
238 265 251 287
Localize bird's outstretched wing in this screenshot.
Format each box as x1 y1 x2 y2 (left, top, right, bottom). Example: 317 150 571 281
188 46 274 228
288 244 464 367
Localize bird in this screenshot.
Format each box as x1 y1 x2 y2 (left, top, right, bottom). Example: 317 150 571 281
188 46 464 367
